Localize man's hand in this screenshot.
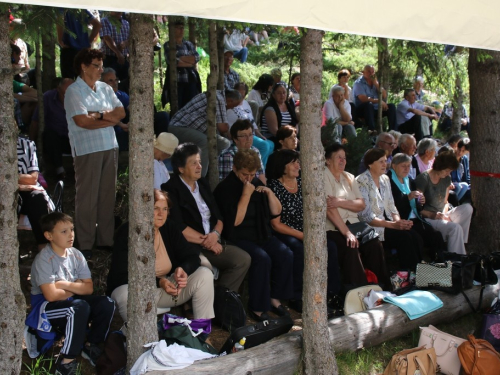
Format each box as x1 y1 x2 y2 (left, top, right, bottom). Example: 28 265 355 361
116 52 125 65
345 231 359 248
18 184 44 192
381 101 389 111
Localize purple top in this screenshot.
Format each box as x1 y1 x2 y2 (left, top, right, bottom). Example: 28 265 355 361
32 89 69 138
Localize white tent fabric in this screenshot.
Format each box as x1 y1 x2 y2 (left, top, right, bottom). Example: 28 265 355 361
3 0 500 51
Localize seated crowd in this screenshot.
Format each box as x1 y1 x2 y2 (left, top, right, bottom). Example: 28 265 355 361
18 15 475 373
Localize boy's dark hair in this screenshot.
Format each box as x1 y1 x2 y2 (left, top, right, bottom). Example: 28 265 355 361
40 212 73 233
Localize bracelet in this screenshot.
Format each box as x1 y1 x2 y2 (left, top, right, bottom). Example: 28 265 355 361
211 229 221 241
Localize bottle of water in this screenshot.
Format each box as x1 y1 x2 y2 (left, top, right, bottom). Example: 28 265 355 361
233 337 246 352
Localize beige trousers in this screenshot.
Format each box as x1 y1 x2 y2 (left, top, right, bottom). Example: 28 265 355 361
111 267 215 321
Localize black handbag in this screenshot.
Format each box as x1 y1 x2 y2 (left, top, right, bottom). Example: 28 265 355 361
346 221 379 244
213 286 246 332
219 316 293 354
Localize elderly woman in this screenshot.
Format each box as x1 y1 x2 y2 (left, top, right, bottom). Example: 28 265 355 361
162 143 251 293
388 153 446 258
153 132 178 189
214 149 294 321
324 144 388 287
260 83 298 139
265 126 299 180
268 150 341 312
64 48 125 259
415 151 473 255
412 138 437 177
107 190 214 322
228 82 274 167
356 148 423 270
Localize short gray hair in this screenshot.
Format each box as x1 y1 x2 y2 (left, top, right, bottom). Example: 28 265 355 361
398 133 415 147
392 153 412 165
331 86 345 95
225 89 242 102
376 132 392 145
388 130 401 142
414 76 424 83
417 138 437 156
101 67 116 78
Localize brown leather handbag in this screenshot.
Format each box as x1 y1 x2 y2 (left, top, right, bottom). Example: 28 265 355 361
457 334 500 375
383 346 437 375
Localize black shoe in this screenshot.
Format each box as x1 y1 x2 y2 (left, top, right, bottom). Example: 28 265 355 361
271 304 290 317
81 343 102 366
81 250 92 260
55 360 78 375
248 310 271 322
288 299 303 313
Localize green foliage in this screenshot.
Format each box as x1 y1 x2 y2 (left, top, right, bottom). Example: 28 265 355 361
344 129 374 175
23 355 82 375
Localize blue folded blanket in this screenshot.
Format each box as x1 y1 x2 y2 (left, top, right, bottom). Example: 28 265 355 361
383 290 443 320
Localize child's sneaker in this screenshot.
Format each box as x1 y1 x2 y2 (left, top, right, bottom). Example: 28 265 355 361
55 360 78 375
81 343 102 366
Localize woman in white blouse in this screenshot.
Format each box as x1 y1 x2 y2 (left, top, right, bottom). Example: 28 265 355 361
324 144 388 287
356 148 423 270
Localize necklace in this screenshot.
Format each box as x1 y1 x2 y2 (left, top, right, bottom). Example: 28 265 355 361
280 178 297 191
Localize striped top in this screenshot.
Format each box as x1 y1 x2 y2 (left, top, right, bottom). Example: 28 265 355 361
261 107 293 137
17 136 39 176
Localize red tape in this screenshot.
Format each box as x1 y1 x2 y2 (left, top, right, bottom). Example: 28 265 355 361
470 170 500 179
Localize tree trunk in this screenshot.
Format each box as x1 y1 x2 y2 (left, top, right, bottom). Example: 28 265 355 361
451 74 464 135
126 13 158 371
188 18 197 47
217 27 225 91
377 38 388 134
151 281 500 374
467 49 500 255
0 10 26 374
300 29 338 375
207 22 220 190
168 16 179 115
35 30 44 154
41 25 56 92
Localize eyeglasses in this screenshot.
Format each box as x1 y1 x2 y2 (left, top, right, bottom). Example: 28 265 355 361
236 133 254 139
90 63 104 70
380 141 397 147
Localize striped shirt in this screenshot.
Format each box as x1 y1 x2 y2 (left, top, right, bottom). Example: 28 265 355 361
261 107 293 136
99 16 130 57
170 91 227 133
224 69 240 90
17 136 39 176
64 77 121 156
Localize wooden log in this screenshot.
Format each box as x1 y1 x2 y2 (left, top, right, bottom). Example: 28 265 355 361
149 279 500 374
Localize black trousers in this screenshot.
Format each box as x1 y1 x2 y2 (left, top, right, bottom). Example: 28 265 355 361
44 295 115 359
43 129 71 171
60 47 80 79
398 115 426 142
357 102 397 131
410 219 446 260
19 189 52 245
383 227 423 270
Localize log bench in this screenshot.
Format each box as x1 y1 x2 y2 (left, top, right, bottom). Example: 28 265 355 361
149 275 500 374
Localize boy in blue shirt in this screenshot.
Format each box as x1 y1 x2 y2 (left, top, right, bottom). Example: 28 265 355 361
27 212 115 375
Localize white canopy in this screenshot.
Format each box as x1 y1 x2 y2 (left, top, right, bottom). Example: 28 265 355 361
4 0 500 51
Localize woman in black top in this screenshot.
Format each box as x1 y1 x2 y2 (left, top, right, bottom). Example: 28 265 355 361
214 149 293 321
268 150 340 313
388 153 446 259
260 83 298 139
162 143 251 292
107 189 214 322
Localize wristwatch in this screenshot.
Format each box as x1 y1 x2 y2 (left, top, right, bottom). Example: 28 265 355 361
99 111 104 120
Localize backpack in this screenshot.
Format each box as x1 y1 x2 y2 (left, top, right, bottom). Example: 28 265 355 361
457 334 500 375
